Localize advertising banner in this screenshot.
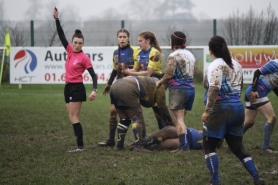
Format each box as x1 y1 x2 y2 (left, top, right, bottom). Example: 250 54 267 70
203 46 278 84
10 47 116 84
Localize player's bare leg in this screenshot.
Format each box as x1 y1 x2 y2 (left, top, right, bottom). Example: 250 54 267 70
170 109 189 153
143 126 177 149
257 102 277 152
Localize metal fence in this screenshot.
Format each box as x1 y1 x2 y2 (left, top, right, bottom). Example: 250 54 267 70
0 19 227 47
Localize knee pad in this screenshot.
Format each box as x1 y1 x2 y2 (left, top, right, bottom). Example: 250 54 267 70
120 119 131 127
118 119 131 131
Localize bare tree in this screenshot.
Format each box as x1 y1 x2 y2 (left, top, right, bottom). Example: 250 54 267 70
162 26 191 46
154 0 195 20
39 18 67 47
224 3 278 45
0 21 27 46
241 6 264 45
263 3 278 45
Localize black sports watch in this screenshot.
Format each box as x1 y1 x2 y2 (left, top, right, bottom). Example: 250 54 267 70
93 89 98 92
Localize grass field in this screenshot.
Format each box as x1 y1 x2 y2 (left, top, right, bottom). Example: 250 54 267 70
0 83 277 185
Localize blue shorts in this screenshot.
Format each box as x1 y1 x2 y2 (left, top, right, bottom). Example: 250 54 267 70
169 88 195 110
244 85 269 110
187 128 202 149
202 102 244 139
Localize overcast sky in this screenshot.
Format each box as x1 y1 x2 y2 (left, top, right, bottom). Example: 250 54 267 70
2 0 278 21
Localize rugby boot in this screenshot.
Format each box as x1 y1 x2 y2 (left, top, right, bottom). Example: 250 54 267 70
207 181 221 185
98 139 115 147
68 146 84 152
254 178 265 185
262 147 278 153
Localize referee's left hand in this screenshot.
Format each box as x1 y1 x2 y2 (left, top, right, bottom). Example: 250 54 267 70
89 91 97 101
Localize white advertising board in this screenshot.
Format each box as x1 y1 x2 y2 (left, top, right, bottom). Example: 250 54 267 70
10 47 116 84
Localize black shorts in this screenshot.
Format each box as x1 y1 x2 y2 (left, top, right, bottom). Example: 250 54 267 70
64 83 86 103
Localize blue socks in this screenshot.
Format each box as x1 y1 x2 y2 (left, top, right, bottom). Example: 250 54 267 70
205 152 220 184
179 133 189 150
262 122 272 150
242 157 259 181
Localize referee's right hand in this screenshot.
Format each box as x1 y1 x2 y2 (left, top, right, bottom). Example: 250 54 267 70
53 7 59 19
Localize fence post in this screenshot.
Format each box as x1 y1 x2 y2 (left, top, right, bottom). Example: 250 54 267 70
121 20 125 29
213 19 217 36
31 20 34 47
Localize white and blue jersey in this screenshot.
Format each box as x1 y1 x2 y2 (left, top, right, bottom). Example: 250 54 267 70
244 60 278 107
251 60 278 95
203 58 244 138
204 58 242 104
166 49 196 90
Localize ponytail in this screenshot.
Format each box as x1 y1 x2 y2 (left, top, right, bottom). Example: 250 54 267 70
139 31 161 53
209 36 233 69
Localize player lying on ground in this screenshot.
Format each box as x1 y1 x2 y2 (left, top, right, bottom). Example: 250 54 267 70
142 125 224 151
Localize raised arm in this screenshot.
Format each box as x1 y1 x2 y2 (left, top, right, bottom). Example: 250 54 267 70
53 7 68 49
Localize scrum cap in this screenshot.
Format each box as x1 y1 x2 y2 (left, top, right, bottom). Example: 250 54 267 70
171 31 186 50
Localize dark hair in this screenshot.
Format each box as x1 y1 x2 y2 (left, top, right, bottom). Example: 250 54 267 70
116 29 131 63
72 29 84 42
117 29 130 41
171 31 186 50
209 36 233 69
138 31 161 53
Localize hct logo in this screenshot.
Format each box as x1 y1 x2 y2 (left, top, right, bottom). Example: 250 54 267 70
14 50 37 74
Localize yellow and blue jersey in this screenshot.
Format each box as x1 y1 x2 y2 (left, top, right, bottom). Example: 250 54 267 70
134 47 162 75
113 46 138 70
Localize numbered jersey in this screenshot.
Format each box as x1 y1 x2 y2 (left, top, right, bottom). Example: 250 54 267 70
134 47 162 75
205 58 243 103
113 46 138 70
166 48 196 89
